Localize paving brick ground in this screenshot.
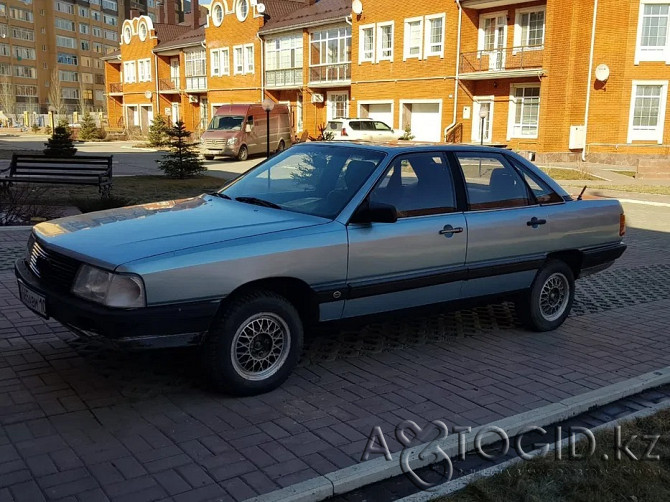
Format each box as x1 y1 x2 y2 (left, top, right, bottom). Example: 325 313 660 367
0 215 669 501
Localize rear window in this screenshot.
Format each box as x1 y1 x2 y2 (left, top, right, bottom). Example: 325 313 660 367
327 121 342 130
348 121 363 131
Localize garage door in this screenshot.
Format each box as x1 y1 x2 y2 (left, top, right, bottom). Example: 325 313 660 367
409 103 441 142
367 103 393 128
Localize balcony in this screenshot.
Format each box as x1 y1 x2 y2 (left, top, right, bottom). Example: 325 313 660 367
109 82 123 95
159 78 180 93
265 68 302 89
460 47 545 80
308 63 351 87
461 0 540 8
185 76 207 93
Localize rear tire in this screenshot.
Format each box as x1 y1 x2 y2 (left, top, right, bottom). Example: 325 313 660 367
276 140 286 153
204 155 215 160
516 260 575 332
236 145 249 161
201 290 303 396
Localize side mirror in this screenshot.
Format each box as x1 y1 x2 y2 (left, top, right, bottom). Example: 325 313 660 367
351 200 398 224
245 123 252 133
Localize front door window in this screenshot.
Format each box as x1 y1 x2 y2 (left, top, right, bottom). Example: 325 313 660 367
473 100 493 143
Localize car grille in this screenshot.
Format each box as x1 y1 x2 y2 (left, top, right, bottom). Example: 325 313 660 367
27 235 81 291
204 139 226 147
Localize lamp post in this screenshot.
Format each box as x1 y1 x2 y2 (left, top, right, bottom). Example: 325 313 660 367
261 97 275 158
479 106 489 146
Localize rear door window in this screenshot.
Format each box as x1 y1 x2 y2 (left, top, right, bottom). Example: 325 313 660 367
327 121 342 131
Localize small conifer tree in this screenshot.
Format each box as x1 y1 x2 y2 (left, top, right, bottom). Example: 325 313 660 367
44 120 77 157
78 111 100 140
157 120 205 178
148 114 170 147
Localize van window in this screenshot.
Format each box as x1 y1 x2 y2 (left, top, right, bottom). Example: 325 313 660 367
208 115 244 131
246 116 253 128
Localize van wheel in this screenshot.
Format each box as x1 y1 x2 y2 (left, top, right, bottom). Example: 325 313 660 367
204 155 215 161
237 145 248 161
276 140 285 153
201 290 303 396
516 260 575 332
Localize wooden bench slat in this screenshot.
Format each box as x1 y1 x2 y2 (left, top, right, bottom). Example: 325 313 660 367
13 166 110 172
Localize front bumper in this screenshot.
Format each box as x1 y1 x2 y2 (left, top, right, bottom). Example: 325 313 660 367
201 145 238 157
15 259 220 349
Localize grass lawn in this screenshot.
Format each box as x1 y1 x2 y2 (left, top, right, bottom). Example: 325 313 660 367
37 175 229 212
585 185 670 196
539 167 601 181
439 408 670 502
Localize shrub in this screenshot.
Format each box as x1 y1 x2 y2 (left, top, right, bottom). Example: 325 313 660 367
148 114 170 147
44 120 77 157
78 111 102 141
157 120 206 179
31 123 40 133
0 185 62 226
399 127 415 141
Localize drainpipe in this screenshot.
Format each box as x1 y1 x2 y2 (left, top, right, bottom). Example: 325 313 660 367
257 32 264 102
582 0 599 161
444 0 462 139
154 52 159 117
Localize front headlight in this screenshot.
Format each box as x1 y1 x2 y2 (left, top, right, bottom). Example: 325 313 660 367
227 138 238 145
72 264 146 308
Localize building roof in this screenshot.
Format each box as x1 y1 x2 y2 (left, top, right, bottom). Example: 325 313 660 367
153 25 205 51
259 0 350 34
100 49 121 61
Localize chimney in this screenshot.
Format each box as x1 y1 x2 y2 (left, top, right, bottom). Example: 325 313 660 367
166 0 176 24
130 8 140 18
191 0 199 28
158 1 165 22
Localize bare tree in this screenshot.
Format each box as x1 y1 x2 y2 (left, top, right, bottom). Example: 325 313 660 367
0 75 15 118
48 69 65 119
78 82 90 116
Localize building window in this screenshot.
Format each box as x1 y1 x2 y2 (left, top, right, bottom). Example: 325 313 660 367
14 66 36 78
62 88 80 99
185 49 207 89
54 1 74 14
138 59 151 82
104 14 117 26
14 46 35 60
0 44 8 56
628 81 668 143
327 91 348 121
404 18 423 60
15 85 37 97
81 56 91 67
310 27 351 82
424 15 444 57
265 34 302 86
359 25 374 63
56 35 75 48
244 44 254 74
636 3 670 63
93 27 102 38
58 53 78 65
210 47 229 76
80 23 90 35
95 90 104 101
104 30 118 42
81 73 93 84
236 0 249 22
102 0 117 10
509 85 540 138
10 7 33 22
55 18 75 31
233 45 243 74
377 22 393 61
79 6 89 17
92 11 101 21
212 3 223 26
123 61 136 83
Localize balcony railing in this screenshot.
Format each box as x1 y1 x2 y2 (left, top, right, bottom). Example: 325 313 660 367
309 63 351 85
109 82 123 93
159 78 180 92
265 68 302 88
186 76 207 91
460 46 544 74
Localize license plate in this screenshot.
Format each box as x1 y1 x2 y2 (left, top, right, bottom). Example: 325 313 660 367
18 281 47 318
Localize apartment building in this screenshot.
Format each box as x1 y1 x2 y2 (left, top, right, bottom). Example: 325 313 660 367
103 0 670 164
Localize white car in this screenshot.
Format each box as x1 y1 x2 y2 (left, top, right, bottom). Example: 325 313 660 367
326 118 403 142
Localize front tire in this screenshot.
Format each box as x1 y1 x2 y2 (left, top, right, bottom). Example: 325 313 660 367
201 291 303 395
237 144 249 161
517 260 575 332
204 155 215 160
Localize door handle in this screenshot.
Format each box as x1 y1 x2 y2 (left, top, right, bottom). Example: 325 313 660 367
439 225 464 235
527 217 547 227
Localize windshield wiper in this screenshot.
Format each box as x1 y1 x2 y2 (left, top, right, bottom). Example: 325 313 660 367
208 192 231 199
235 196 282 209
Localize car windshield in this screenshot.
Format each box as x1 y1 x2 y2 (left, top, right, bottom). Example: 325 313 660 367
220 145 386 219
208 115 244 131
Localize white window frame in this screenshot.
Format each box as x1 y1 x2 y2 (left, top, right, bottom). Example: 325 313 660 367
507 84 541 140
244 43 254 74
326 91 349 121
233 45 244 74
210 47 230 76
478 11 508 53
138 58 151 82
635 1 670 64
627 80 668 143
377 21 394 62
424 14 444 58
513 6 546 50
359 23 375 63
123 61 136 83
210 49 220 76
403 16 423 61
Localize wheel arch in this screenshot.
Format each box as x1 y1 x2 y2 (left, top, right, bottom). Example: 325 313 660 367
545 250 584 279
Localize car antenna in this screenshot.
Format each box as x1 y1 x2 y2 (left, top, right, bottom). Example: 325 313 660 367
577 185 587 200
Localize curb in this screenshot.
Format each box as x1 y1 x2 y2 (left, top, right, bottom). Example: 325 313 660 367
0 225 32 232
397 394 670 502
244 366 670 502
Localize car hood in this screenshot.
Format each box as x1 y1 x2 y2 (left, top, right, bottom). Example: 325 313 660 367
33 195 328 269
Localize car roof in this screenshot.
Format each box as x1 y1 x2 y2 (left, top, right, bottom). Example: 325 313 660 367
290 141 514 154
329 117 374 121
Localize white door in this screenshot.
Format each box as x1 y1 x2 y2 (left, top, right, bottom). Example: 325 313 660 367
170 58 180 88
472 100 493 143
409 103 441 142
485 16 506 71
171 102 180 125
327 92 349 121
367 103 393 127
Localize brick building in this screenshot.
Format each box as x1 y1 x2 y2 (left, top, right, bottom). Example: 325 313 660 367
103 0 670 163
